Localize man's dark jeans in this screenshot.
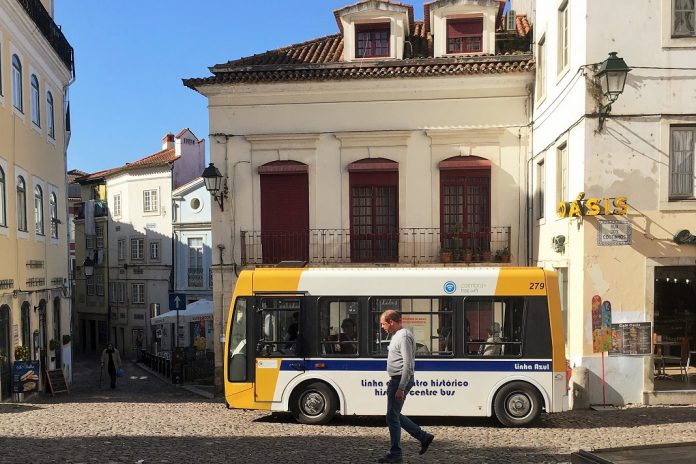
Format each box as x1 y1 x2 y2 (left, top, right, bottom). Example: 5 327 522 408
386 376 426 458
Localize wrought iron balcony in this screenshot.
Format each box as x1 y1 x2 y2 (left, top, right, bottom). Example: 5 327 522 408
188 267 204 288
16 0 74 73
74 201 108 220
240 227 511 266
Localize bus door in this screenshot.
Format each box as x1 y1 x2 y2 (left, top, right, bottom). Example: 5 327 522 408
253 295 305 402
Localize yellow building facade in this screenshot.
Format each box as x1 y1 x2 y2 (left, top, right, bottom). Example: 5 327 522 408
0 0 74 399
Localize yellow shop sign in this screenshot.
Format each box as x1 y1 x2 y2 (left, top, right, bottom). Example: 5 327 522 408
557 193 628 218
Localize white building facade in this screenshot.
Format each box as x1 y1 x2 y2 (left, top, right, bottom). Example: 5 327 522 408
75 130 205 357
186 0 535 388
532 0 696 406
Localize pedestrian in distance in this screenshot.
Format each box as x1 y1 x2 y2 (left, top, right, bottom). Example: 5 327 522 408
378 309 434 463
100 343 122 389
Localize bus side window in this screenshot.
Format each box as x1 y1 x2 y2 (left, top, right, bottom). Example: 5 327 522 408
319 299 358 356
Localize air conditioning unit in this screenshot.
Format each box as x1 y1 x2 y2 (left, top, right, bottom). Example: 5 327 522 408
507 9 516 31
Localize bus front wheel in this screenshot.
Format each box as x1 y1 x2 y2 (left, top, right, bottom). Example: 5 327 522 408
493 381 542 427
292 382 337 425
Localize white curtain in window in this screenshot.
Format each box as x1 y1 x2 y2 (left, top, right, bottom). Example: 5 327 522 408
674 0 696 35
671 129 694 197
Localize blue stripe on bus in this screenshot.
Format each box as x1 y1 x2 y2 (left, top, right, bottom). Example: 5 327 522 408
280 359 552 372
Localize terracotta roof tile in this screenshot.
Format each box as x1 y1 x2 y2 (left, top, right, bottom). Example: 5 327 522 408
78 148 177 183
184 3 533 89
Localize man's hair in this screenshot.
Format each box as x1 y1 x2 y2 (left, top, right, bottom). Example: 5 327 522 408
381 309 401 323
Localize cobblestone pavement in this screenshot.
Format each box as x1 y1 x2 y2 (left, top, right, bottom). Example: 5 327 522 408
1 358 695 464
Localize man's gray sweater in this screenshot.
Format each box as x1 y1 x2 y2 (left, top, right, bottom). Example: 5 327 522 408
387 328 416 390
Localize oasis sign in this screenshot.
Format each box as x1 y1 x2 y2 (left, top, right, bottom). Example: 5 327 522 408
557 193 628 219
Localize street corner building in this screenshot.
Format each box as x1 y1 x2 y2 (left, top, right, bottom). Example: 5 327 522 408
0 0 75 400
184 0 696 406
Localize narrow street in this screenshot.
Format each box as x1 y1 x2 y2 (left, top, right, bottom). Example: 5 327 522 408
1 357 694 463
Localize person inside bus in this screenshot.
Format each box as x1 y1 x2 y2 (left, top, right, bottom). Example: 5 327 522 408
481 322 502 356
284 311 299 353
334 318 357 354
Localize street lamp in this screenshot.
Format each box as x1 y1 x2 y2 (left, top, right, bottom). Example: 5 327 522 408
201 163 228 211
595 52 631 131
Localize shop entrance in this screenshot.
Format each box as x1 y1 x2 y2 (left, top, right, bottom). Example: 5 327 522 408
654 266 696 386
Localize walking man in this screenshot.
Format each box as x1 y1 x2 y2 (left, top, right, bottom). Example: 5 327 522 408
378 309 434 463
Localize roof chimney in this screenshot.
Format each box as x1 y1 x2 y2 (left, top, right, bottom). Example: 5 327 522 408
162 133 175 150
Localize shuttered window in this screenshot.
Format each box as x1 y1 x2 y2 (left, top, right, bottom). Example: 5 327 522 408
447 18 483 53
670 126 695 199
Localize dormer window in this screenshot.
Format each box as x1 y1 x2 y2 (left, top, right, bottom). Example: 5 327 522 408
356 23 390 58
446 18 483 54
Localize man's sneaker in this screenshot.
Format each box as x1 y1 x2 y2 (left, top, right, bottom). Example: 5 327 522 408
419 433 434 455
377 454 403 463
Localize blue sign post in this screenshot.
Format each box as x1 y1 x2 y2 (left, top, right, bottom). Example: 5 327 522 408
169 293 186 351
169 293 186 384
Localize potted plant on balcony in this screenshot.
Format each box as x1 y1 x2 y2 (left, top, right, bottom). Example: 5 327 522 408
482 249 492 262
439 248 453 263
62 334 71 345
473 248 483 262
49 339 61 351
500 246 510 263
462 249 473 262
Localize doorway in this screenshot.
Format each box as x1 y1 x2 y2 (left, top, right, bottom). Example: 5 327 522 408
0 305 10 400
654 266 696 386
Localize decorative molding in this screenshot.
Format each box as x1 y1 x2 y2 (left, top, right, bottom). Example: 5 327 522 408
0 279 14 289
245 133 321 151
26 260 44 269
424 127 505 146
26 278 46 287
334 131 413 148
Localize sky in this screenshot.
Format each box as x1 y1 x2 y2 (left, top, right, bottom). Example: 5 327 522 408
54 0 429 174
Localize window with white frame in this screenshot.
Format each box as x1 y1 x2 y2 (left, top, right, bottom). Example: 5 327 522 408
118 239 126 260
46 91 55 139
96 223 104 248
149 240 160 260
558 1 569 74
34 185 44 235
188 237 204 288
673 0 696 37
113 193 121 216
30 74 40 126
143 189 158 213
536 34 546 101
132 283 145 304
17 175 27 231
557 143 568 204
0 167 5 227
96 274 104 296
670 126 696 198
49 192 58 238
111 281 126 303
86 276 95 296
537 159 545 219
12 54 22 112
119 282 126 303
131 237 144 260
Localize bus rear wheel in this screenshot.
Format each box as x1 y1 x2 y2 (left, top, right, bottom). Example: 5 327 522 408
493 381 542 427
292 382 336 425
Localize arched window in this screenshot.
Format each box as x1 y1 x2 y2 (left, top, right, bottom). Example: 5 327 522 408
12 54 22 112
16 176 27 231
46 91 55 138
0 167 5 227
34 185 44 235
30 74 40 126
49 192 58 238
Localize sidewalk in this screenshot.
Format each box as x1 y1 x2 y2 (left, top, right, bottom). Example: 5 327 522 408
133 360 217 399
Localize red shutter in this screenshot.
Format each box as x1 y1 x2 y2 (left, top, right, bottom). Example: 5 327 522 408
448 18 483 38
259 162 309 264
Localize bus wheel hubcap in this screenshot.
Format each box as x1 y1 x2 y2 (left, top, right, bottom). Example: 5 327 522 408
506 393 531 418
302 392 325 416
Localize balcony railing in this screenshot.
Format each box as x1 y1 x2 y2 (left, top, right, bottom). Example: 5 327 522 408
240 227 511 266
16 0 74 72
188 267 204 288
74 201 108 220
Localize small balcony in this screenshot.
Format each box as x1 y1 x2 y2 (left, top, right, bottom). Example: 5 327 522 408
16 0 74 72
240 227 511 266
188 267 204 288
74 201 109 220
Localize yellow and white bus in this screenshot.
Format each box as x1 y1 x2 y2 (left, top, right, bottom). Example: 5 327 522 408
225 267 568 426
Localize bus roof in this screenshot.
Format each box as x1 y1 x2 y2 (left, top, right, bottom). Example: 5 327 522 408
243 267 552 297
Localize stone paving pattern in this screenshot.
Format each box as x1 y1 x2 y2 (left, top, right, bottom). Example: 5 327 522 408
0 358 694 464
